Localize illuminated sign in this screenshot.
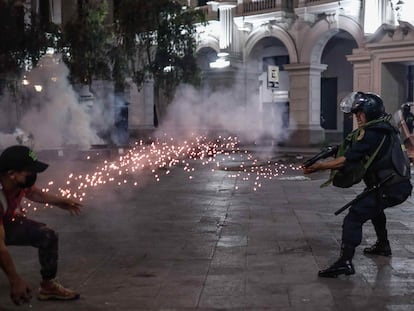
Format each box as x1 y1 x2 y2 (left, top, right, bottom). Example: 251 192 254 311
267 65 279 89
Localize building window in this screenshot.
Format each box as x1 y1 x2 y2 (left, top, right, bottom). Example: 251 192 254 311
394 0 414 24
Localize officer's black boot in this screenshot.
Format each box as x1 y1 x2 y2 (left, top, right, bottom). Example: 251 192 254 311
363 240 392 256
363 229 392 256
318 244 355 278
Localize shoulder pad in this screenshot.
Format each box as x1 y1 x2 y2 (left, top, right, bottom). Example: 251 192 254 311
366 121 396 133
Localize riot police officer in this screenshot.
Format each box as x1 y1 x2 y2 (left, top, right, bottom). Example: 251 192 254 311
303 92 412 278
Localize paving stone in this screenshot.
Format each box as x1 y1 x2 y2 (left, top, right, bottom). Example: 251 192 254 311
1 149 414 310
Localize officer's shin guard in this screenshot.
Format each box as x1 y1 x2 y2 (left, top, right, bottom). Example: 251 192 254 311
318 244 355 278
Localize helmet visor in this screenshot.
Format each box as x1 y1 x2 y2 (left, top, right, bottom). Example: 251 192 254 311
339 92 358 113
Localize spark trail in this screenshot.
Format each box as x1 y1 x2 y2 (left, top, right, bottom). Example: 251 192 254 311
21 135 301 213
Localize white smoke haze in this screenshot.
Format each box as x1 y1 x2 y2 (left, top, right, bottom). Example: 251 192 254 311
21 55 103 149
88 81 118 143
0 54 106 150
0 132 22 148
1 53 293 156
156 83 293 148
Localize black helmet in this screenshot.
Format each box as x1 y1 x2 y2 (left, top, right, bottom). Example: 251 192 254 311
350 92 385 120
348 92 385 121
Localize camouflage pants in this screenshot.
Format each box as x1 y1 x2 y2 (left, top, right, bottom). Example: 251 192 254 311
3 215 58 280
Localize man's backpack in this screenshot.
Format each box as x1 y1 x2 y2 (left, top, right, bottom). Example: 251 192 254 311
373 130 411 183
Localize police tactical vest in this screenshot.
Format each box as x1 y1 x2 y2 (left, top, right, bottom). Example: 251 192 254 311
364 122 411 187
324 117 410 188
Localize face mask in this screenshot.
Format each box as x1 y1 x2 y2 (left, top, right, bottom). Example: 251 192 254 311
17 173 37 189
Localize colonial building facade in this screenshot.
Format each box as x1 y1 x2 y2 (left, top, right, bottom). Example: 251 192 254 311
24 0 414 146
193 0 414 145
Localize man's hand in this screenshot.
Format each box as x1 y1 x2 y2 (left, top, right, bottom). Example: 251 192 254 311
55 197 82 216
302 156 347 175
303 163 321 174
10 277 32 305
0 225 31 306
25 188 83 215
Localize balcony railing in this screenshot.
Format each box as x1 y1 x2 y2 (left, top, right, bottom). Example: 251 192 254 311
194 0 342 20
241 0 282 15
301 0 338 6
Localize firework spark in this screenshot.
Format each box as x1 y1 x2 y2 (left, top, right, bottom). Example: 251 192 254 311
22 135 301 212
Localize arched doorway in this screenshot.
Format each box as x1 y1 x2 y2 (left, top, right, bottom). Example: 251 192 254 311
320 30 358 141
247 36 290 143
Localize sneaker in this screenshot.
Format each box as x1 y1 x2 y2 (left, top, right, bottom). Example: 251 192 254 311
318 260 355 278
363 241 392 257
37 279 80 301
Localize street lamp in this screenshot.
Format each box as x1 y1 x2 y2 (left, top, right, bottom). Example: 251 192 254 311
22 76 30 86
209 52 230 69
34 84 43 92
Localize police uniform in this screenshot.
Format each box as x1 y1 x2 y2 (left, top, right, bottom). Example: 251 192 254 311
342 122 412 249
317 91 413 278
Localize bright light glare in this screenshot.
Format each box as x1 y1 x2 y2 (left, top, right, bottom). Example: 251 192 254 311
22 78 30 85
364 0 381 34
210 58 230 69
34 85 43 92
46 47 55 55
399 1 414 23
217 52 229 58
163 65 173 72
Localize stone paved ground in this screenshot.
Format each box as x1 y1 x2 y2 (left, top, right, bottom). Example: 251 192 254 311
1 147 414 310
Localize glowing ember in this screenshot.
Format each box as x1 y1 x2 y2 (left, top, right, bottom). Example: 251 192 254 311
21 135 301 213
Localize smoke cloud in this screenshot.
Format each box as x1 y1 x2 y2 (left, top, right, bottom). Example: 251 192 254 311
0 54 106 150
156 82 292 148
1 55 292 153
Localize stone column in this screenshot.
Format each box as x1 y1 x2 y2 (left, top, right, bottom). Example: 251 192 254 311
407 65 413 102
218 4 236 51
346 49 372 130
346 48 372 93
128 80 155 138
143 80 155 128
49 0 62 24
284 63 327 146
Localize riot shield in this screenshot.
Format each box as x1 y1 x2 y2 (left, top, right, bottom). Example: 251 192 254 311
394 109 414 161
